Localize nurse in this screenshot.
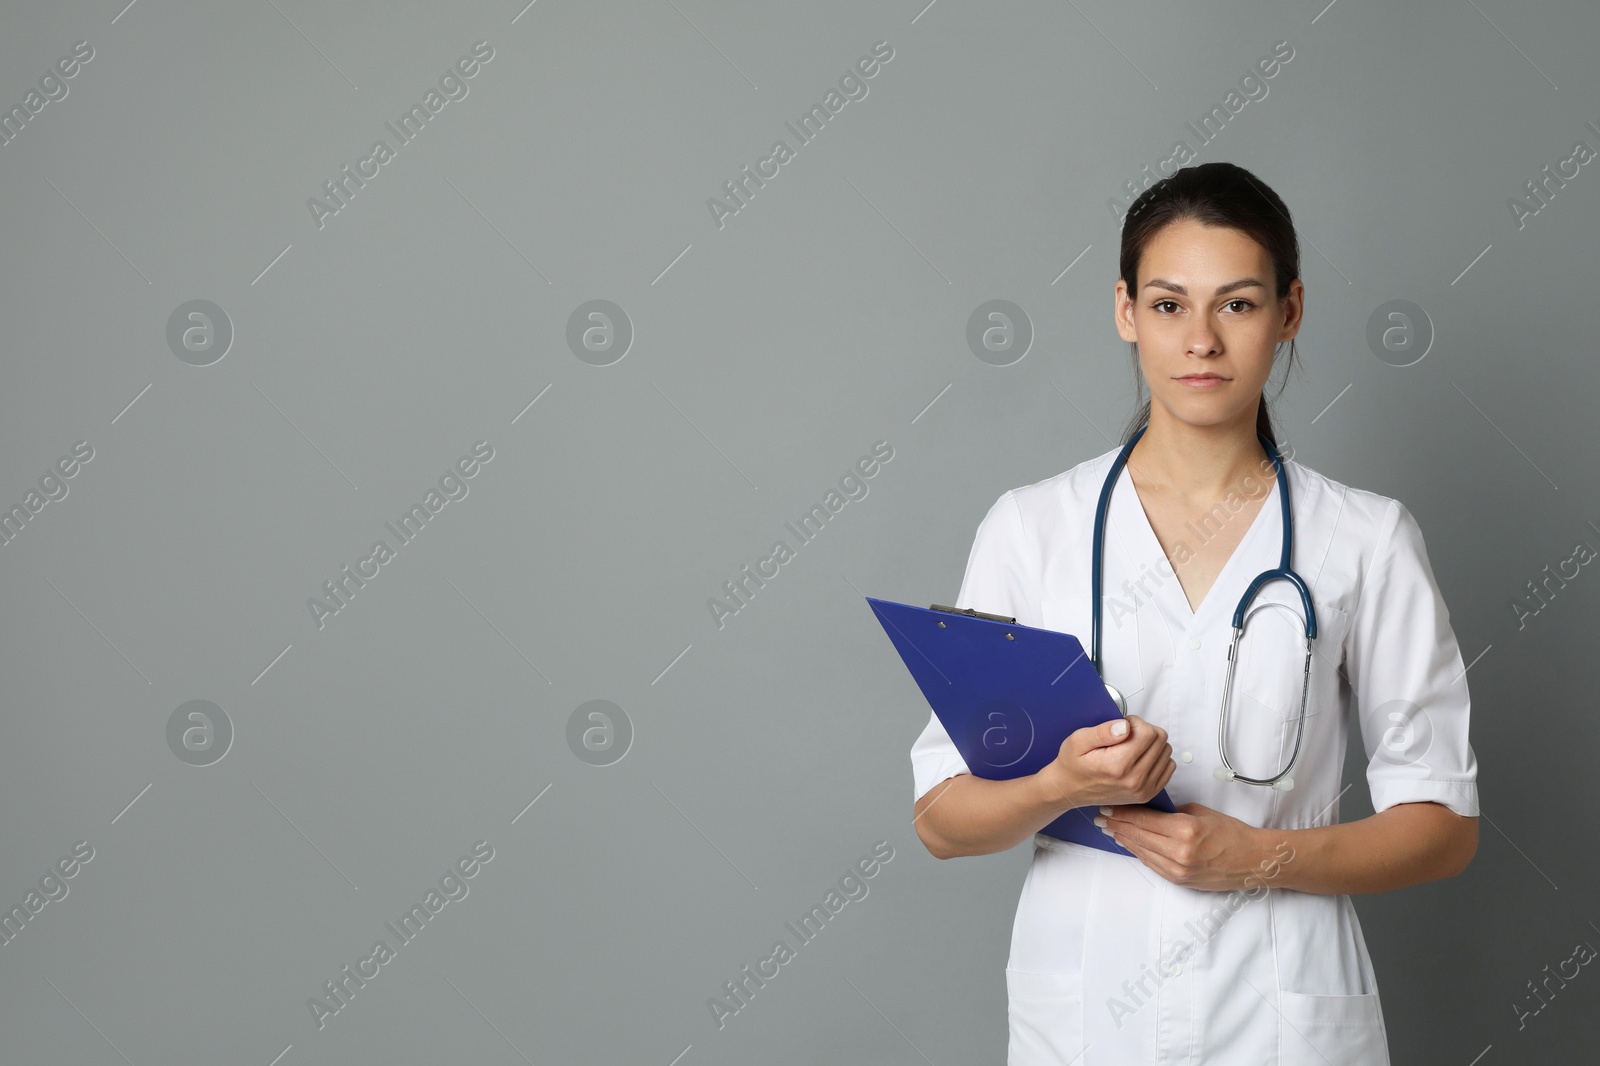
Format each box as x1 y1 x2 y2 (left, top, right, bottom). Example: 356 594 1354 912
909 161 1479 1065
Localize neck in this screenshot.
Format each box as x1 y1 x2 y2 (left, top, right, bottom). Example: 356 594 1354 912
1127 405 1272 501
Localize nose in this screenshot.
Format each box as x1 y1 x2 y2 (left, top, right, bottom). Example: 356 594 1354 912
1184 322 1221 356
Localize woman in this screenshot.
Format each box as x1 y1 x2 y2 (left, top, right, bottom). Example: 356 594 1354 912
909 162 1479 1064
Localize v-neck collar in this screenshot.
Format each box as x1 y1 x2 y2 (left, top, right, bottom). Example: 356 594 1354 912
1105 454 1284 630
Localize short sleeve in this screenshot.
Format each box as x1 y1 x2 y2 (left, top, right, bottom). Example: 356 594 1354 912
1347 499 1479 817
909 490 1038 802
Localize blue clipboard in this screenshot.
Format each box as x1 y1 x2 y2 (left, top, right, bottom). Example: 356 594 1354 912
869 596 1175 857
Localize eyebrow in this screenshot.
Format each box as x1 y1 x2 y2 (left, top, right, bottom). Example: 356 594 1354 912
1141 278 1267 296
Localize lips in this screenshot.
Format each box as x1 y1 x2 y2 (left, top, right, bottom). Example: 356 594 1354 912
1178 375 1226 381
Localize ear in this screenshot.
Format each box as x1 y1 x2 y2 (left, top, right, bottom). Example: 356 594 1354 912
1112 281 1139 344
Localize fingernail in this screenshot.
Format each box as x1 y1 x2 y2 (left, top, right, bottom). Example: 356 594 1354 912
1099 806 1112 817
1093 816 1106 828
1111 720 1128 737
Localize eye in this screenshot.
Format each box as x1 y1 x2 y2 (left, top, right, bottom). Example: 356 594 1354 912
1151 299 1181 314
1224 298 1256 313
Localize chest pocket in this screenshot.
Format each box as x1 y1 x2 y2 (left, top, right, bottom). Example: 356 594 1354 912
1219 590 1350 782
1039 594 1143 705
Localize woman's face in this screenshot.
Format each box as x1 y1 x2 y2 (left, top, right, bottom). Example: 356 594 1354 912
1113 218 1302 433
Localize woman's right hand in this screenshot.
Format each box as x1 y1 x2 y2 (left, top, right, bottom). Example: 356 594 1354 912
1038 714 1176 811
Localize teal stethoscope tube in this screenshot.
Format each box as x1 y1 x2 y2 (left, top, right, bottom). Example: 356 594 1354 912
1089 423 1318 791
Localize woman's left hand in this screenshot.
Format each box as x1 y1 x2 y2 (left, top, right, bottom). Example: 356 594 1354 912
1095 802 1287 891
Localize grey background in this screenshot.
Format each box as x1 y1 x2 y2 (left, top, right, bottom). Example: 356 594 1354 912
1 0 1595 1062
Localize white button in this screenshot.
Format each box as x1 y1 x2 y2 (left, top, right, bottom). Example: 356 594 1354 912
1169 963 1182 976
1188 637 1201 649
1181 751 1193 763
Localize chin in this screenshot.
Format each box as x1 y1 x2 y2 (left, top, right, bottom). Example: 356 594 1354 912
1154 395 1253 425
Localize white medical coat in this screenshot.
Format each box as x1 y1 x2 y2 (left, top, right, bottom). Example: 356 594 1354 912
910 446 1479 1065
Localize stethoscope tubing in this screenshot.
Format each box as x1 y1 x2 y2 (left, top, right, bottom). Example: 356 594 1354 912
1090 423 1318 788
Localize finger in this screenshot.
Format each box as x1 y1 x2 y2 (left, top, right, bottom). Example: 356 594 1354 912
1106 813 1184 863
1099 804 1144 828
1084 731 1149 771
1141 747 1176 795
1115 719 1162 761
1126 736 1172 784
1125 714 1158 741
1103 805 1182 842
1103 821 1179 878
1074 716 1134 753
1092 739 1163 804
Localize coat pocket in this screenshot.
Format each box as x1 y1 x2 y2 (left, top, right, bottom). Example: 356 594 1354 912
1277 989 1389 1065
1005 968 1085 1065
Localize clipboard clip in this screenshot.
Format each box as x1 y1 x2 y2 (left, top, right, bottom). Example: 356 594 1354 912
928 603 1017 625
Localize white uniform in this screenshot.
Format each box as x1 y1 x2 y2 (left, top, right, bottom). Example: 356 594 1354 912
910 445 1479 1065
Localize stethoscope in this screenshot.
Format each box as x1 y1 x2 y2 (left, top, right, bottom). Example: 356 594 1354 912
1089 423 1317 791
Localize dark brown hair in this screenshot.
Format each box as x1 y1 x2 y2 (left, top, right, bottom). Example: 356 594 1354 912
1117 162 1301 449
